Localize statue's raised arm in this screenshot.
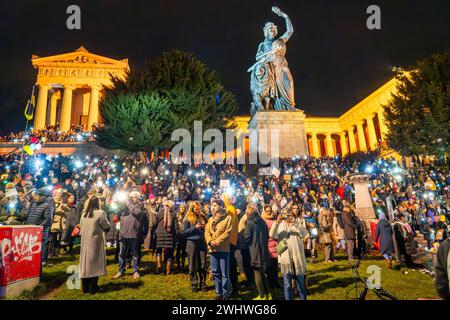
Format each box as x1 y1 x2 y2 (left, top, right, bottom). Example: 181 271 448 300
272 6 293 42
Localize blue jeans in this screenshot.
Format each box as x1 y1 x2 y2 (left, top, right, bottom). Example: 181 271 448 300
118 238 141 274
283 273 308 300
210 252 230 298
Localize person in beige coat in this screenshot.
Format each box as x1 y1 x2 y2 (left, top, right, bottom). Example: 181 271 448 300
204 199 233 300
79 195 111 294
332 210 346 255
48 189 69 257
318 207 336 262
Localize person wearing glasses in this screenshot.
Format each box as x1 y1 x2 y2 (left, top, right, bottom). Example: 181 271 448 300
270 208 309 300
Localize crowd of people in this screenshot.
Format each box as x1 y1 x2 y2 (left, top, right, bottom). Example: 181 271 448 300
0 125 95 143
0 151 449 299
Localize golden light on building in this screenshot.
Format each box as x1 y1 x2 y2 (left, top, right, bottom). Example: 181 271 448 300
234 77 398 158
27 47 398 158
31 46 129 131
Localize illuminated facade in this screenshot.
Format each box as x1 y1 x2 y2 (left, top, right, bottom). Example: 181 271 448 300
29 48 396 158
235 77 397 157
31 47 129 131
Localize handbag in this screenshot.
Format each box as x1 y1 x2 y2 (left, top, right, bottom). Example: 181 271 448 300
276 239 288 255
71 224 80 237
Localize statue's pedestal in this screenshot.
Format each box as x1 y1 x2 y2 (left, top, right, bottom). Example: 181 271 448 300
349 174 377 245
248 110 308 159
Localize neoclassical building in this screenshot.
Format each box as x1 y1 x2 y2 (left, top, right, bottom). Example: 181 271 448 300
32 47 129 131
28 47 397 158
235 77 397 158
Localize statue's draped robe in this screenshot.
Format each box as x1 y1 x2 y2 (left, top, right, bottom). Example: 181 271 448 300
252 38 295 111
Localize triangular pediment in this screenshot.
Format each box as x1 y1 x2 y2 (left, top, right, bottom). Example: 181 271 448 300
32 46 129 69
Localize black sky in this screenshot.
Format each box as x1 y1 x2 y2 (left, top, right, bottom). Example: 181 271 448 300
0 0 449 133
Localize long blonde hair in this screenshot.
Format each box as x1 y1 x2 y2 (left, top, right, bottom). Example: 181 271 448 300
184 201 207 225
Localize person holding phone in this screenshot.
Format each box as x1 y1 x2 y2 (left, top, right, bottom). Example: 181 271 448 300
182 201 208 292
270 208 309 300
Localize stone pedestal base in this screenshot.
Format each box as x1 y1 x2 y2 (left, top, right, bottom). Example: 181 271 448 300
349 174 377 245
248 110 308 159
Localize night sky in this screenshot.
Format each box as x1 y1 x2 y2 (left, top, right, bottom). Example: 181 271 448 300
0 0 449 133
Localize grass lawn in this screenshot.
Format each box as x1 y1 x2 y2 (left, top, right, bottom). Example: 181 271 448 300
14 247 438 300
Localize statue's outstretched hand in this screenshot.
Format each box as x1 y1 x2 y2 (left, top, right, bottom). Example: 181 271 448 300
272 6 286 18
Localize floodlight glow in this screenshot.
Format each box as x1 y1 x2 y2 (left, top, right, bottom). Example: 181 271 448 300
74 160 84 169
224 186 235 196
34 159 43 170
365 165 373 174
115 191 128 202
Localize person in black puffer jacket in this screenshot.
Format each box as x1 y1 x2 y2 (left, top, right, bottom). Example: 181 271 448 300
25 187 53 271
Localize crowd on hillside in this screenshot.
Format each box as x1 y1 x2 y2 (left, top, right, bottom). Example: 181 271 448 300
0 125 95 143
0 152 449 299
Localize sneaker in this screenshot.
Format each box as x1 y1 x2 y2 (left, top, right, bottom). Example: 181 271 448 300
132 272 140 280
266 293 273 300
112 272 125 280
253 295 266 300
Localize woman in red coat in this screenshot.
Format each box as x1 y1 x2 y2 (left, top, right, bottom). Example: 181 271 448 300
261 204 281 289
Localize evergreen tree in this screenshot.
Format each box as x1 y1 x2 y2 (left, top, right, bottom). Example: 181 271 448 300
97 50 238 152
384 51 450 159
95 92 171 152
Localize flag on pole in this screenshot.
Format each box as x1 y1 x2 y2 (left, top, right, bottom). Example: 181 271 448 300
24 85 36 121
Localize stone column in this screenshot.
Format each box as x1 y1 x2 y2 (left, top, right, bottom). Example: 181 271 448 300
347 127 357 154
87 85 100 130
34 84 50 130
339 132 348 156
325 133 334 157
366 114 378 150
311 133 320 158
60 85 75 132
356 121 367 152
377 110 388 142
49 91 61 126
349 174 377 245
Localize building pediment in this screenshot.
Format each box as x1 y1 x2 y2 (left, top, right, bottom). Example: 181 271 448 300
32 46 129 70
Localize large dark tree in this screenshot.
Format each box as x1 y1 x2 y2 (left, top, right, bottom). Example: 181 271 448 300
96 50 238 152
95 92 171 152
384 51 450 159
